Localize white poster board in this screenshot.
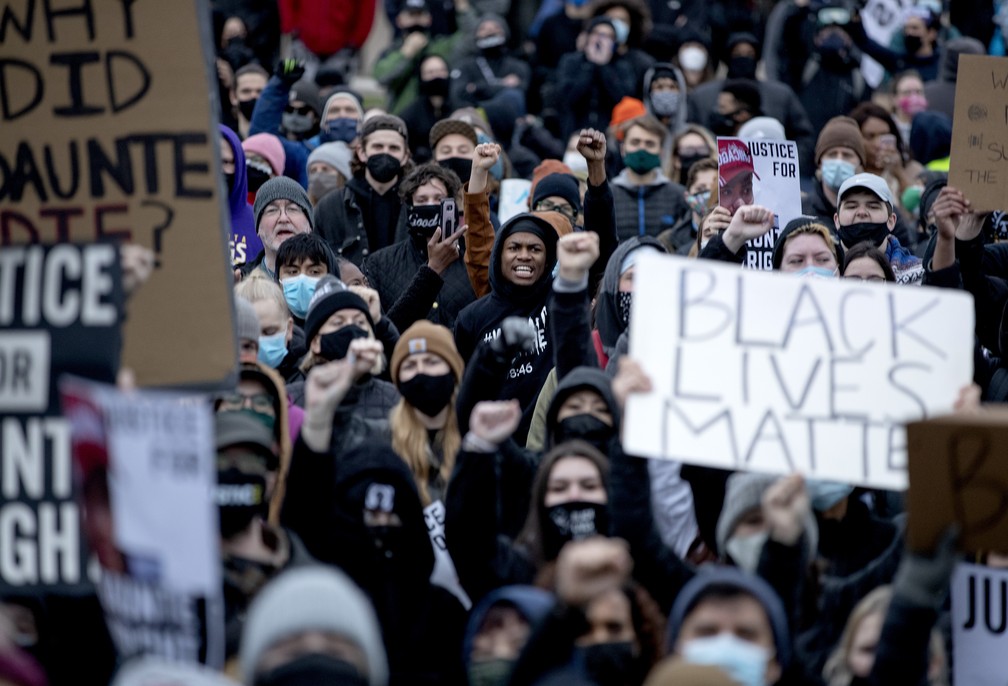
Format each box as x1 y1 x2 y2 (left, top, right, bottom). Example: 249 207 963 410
623 253 973 490
951 562 1008 686
859 0 911 88
498 179 533 224
716 138 803 270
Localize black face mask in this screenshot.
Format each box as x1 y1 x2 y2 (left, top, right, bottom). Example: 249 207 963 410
711 111 739 136
727 55 757 79
419 76 450 98
903 34 923 55
319 325 369 361
476 33 507 59
215 467 267 539
406 203 442 240
542 501 609 560
818 34 853 71
439 156 473 184
254 654 368 686
369 523 404 559
238 97 258 121
678 153 708 185
554 414 614 453
366 153 402 183
838 221 890 248
578 641 637 686
247 166 271 194
225 172 235 195
399 372 455 417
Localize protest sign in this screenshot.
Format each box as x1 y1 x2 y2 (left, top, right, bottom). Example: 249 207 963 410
906 410 1008 552
623 253 974 490
717 138 803 270
0 0 236 388
499 179 533 224
424 500 472 610
951 562 1008 686
949 54 1008 212
60 377 223 667
859 0 910 88
0 243 123 592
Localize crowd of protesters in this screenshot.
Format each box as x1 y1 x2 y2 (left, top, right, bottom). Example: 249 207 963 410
5 0 1008 685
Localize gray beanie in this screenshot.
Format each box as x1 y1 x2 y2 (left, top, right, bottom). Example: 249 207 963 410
235 296 260 343
239 566 388 685
253 176 314 231
308 142 353 181
715 472 818 560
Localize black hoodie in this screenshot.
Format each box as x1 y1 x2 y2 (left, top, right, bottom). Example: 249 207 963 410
453 213 563 442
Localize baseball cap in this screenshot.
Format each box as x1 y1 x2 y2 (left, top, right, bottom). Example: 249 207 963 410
717 140 760 187
837 173 894 212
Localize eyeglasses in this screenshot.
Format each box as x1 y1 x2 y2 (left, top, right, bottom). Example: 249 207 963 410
217 393 276 417
263 202 305 218
536 201 578 221
285 104 314 116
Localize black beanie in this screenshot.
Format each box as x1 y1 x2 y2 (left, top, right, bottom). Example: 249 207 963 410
531 173 581 215
303 275 374 344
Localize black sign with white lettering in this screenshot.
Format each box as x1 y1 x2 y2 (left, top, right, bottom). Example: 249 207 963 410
0 243 122 592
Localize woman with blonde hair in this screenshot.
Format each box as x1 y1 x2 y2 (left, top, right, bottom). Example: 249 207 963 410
388 320 465 505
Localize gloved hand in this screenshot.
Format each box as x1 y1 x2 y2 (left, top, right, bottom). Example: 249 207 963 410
275 58 305 86
893 526 959 610
488 316 535 362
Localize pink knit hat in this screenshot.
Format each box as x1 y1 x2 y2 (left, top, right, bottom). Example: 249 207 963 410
242 133 286 176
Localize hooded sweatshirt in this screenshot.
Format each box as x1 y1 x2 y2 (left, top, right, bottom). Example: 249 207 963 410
643 63 688 137
219 125 261 267
453 213 565 441
594 237 666 363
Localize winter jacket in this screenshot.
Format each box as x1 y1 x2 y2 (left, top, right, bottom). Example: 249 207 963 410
364 236 476 332
278 0 375 56
611 169 690 243
453 213 567 443
313 175 408 266
547 51 638 138
449 52 531 110
282 439 467 685
594 237 666 361
220 125 262 267
462 186 495 299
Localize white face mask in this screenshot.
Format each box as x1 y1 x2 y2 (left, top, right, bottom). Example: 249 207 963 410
679 46 708 72
682 633 770 686
725 530 769 573
562 150 589 173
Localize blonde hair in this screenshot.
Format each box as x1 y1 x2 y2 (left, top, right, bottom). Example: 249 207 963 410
390 389 460 506
823 585 948 686
235 272 290 318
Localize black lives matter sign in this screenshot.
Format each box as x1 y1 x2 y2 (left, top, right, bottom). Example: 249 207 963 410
0 0 236 388
0 243 122 591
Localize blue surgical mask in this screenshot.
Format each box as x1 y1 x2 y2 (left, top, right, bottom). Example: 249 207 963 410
820 159 856 190
806 479 854 512
795 265 836 279
281 274 320 319
610 18 630 45
257 330 288 369
322 117 358 143
682 633 770 686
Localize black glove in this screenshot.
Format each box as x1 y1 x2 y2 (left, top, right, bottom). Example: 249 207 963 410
275 58 306 86
893 526 959 610
489 316 535 362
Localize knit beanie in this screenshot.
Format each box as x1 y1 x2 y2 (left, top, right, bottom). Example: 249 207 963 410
322 91 365 122
531 173 582 215
253 176 314 231
529 160 574 208
235 296 260 342
289 79 322 117
815 116 866 166
303 275 373 344
308 141 353 180
242 133 286 176
360 114 408 143
666 565 791 669
610 97 647 136
390 320 464 384
240 566 389 686
430 118 478 150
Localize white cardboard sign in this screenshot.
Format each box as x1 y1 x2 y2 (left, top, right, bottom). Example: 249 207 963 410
951 562 1008 686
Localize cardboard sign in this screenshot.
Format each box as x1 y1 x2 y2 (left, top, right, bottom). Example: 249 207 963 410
907 410 1008 552
716 138 803 270
0 0 236 388
949 55 1008 212
60 377 223 667
623 253 974 490
951 562 1008 686
859 0 911 88
0 243 123 592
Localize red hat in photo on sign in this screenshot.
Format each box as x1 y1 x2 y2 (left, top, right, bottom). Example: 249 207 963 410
718 139 760 187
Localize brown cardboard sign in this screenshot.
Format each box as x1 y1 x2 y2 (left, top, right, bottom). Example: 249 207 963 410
906 411 1008 553
949 55 1008 212
0 0 235 388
